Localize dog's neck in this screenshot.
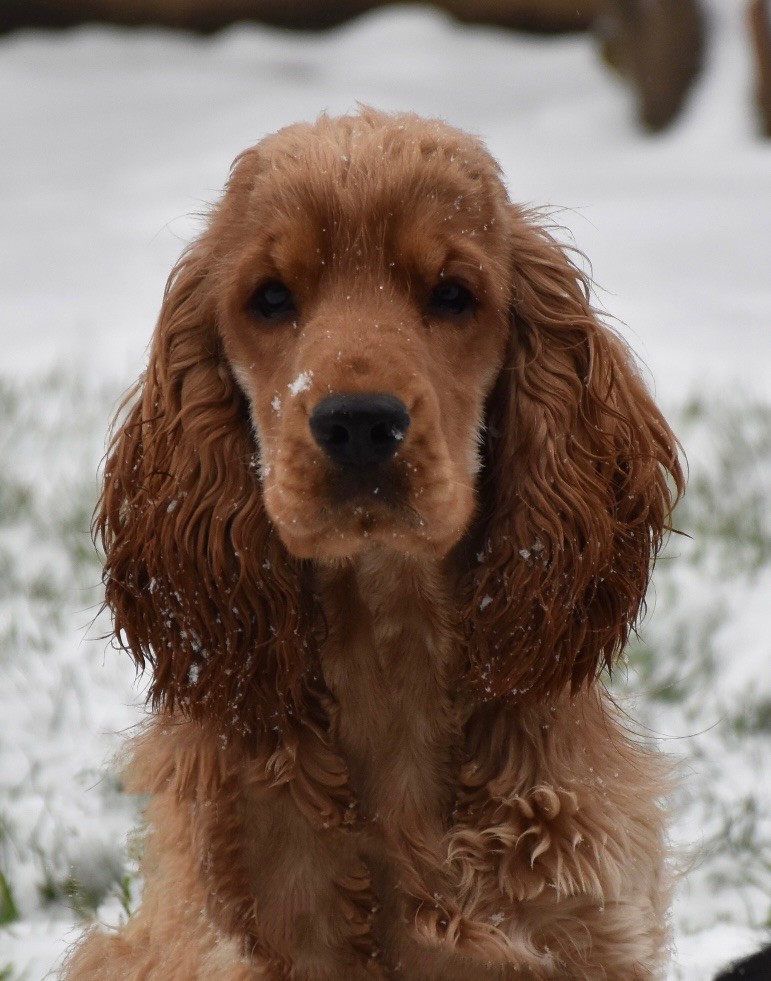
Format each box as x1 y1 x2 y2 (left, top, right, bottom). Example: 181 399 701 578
314 549 465 834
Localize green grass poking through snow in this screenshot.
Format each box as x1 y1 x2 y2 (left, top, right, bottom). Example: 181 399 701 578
0 374 142 979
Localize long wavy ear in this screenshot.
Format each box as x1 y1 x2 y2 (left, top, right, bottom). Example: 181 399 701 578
95 231 316 739
464 208 684 701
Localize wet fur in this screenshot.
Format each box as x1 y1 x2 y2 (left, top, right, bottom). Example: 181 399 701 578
66 109 683 979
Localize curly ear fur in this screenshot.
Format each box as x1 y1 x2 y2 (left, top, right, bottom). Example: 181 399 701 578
464 208 684 700
95 234 318 739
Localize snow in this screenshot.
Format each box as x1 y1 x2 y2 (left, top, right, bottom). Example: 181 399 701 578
1 2 770 978
288 370 314 396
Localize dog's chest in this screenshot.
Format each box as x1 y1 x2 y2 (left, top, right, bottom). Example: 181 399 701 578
316 561 464 849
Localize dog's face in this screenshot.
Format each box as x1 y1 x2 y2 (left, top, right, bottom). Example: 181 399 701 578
214 115 512 560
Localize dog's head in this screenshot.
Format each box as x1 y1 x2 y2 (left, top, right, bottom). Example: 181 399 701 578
98 109 682 732
214 112 512 561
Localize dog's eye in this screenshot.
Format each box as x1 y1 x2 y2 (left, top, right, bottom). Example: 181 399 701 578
428 281 477 318
246 281 297 322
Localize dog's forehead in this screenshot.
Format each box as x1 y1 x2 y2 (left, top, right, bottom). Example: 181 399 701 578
232 113 508 240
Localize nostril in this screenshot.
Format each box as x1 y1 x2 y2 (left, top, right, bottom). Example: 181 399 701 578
309 393 410 468
327 423 350 447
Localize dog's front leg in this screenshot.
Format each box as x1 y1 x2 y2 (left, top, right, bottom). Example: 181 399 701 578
66 717 386 981
189 731 387 980
444 696 672 980
196 777 382 981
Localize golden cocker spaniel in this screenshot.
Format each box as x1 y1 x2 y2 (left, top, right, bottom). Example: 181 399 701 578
67 108 683 980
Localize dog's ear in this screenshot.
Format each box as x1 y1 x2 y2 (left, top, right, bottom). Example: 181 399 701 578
95 230 315 738
464 209 684 700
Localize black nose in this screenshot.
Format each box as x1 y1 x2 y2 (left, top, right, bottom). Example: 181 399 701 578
309 394 410 468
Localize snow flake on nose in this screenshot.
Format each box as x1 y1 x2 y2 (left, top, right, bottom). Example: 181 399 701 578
288 370 313 397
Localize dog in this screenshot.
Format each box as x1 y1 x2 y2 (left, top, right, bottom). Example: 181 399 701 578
66 108 684 979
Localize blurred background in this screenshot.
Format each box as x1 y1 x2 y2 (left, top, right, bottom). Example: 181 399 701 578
0 1 769 978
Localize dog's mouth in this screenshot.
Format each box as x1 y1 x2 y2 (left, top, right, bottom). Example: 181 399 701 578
324 456 411 511
325 479 430 537
266 463 436 560
264 450 472 562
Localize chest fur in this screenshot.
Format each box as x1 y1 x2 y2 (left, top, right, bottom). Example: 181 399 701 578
316 557 464 847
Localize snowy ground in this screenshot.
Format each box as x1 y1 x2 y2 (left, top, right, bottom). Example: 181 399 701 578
1 2 770 978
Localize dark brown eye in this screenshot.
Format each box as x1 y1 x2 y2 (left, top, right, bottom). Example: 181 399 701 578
427 281 477 318
246 281 296 322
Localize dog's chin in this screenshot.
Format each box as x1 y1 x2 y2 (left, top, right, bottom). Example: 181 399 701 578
264 486 473 563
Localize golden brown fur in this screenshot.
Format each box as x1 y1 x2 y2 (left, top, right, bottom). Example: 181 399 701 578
66 109 683 979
